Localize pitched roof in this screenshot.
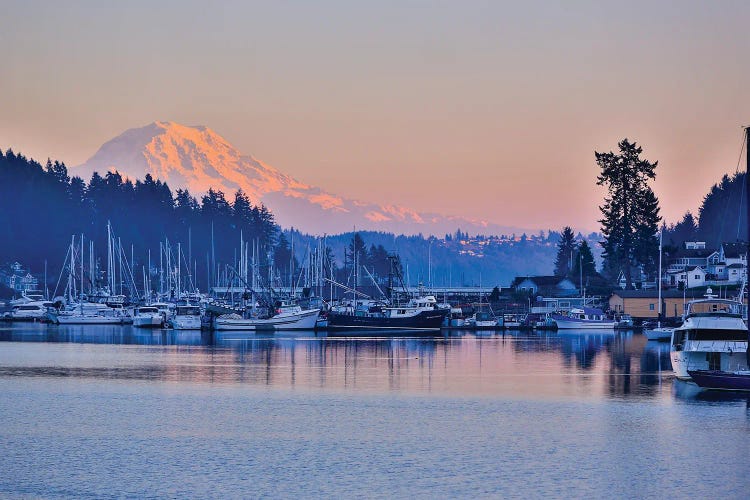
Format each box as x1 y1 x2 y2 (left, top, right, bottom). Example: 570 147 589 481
611 290 706 299
671 247 714 259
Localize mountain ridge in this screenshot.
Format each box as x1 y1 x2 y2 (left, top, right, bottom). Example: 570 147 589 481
75 121 532 236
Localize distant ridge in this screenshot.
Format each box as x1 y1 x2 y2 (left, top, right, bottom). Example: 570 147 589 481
75 121 531 236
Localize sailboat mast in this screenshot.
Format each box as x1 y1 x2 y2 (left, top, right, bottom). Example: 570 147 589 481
745 126 749 369
658 229 663 328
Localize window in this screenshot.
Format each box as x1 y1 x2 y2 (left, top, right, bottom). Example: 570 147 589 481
649 303 655 311
694 274 700 280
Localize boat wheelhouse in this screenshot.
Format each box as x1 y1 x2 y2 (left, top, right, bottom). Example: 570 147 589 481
669 293 748 380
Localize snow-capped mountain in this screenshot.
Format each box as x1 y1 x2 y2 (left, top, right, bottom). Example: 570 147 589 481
75 121 522 235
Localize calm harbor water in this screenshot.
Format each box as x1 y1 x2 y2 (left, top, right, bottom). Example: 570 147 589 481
1 323 748 498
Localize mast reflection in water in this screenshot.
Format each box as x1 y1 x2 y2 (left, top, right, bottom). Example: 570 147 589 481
0 324 680 400
1 323 748 499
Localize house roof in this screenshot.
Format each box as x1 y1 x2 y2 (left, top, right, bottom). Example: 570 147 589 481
671 247 715 259
722 242 748 259
611 290 706 299
727 263 745 268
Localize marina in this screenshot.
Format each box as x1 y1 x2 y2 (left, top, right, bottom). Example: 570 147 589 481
2 3 750 496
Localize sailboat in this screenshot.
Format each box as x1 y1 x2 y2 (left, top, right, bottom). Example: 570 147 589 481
687 126 750 390
644 230 675 341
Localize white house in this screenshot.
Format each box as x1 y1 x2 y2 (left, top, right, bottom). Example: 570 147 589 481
666 266 706 289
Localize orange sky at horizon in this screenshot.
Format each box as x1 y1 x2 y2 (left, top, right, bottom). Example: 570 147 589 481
1 1 748 233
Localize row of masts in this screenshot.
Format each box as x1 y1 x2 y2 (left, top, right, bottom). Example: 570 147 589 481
51 223 338 304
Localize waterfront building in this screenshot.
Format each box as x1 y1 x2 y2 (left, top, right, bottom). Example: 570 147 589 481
608 289 739 320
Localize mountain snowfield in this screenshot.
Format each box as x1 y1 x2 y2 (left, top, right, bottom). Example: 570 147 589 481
75 121 522 235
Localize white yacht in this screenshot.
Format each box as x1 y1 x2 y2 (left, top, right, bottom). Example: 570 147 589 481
168 305 202 330
9 291 46 307
48 302 126 325
669 290 748 380
213 302 320 331
7 301 54 321
133 306 164 328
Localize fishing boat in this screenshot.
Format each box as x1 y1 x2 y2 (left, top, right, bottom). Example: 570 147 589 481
669 290 747 380
213 302 320 331
551 307 616 329
326 295 448 332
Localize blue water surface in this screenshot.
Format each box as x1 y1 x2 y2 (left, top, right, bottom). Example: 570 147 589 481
0 324 747 499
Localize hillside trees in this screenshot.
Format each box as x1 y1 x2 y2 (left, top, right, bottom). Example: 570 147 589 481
0 148 279 289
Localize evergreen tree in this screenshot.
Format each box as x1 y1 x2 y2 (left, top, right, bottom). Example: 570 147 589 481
695 172 746 245
596 139 661 288
665 211 698 245
572 240 597 284
553 226 576 277
347 233 366 285
273 232 297 285
0 148 281 290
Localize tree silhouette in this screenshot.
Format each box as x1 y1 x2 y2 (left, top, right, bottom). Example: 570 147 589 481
597 139 661 288
554 227 576 277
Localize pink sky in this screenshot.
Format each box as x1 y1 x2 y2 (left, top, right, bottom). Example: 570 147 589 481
1 1 748 232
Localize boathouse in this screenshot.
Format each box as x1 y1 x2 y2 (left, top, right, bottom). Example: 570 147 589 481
609 289 713 319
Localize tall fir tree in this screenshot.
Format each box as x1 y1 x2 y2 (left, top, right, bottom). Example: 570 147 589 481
596 139 661 288
572 240 597 285
553 226 577 277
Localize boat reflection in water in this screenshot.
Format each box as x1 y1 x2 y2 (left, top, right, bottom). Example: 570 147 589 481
0 324 697 401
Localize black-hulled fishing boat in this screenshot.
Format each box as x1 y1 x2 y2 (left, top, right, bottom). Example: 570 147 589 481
326 295 449 334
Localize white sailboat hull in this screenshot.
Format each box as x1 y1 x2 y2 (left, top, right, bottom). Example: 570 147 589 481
214 308 320 331
644 327 673 341
552 317 616 329
53 314 124 325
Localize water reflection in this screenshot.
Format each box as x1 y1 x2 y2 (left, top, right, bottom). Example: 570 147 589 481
0 324 693 401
